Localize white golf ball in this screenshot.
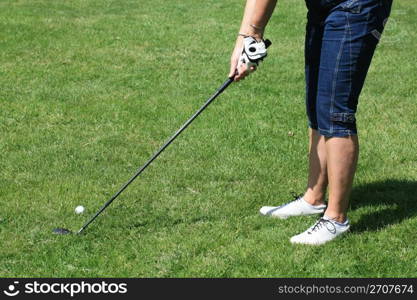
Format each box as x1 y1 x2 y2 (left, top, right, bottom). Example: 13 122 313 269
75 205 85 214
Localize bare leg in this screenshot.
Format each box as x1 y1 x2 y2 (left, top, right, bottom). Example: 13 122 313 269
303 129 328 206
289 134 358 245
324 135 359 223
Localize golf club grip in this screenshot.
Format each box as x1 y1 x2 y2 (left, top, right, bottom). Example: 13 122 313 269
77 77 234 234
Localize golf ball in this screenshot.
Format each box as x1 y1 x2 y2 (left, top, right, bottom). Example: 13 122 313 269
75 205 85 214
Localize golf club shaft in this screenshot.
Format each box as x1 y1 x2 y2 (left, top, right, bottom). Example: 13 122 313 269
77 77 234 234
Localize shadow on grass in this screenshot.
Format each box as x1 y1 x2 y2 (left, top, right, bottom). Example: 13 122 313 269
350 179 417 233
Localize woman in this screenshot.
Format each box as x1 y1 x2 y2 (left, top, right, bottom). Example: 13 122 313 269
230 0 393 245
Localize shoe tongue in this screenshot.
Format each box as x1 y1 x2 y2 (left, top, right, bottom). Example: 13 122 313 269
322 215 332 221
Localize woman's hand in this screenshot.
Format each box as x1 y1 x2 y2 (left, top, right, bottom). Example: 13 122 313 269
229 36 257 81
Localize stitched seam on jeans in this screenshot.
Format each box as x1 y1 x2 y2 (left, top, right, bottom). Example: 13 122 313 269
320 128 353 133
330 14 349 135
318 128 355 137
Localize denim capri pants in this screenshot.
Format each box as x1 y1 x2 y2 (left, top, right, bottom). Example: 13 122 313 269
304 0 393 137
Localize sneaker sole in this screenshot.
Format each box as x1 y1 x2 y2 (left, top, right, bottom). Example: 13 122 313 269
290 228 350 246
259 210 325 219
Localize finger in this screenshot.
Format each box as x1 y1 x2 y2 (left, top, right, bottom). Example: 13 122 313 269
235 68 248 81
229 68 238 79
234 68 244 81
229 59 239 78
229 67 237 79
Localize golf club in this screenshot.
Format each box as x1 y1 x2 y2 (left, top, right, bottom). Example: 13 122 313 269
53 76 234 235
53 39 271 235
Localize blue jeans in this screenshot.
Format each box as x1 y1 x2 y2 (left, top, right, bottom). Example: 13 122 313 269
305 0 393 137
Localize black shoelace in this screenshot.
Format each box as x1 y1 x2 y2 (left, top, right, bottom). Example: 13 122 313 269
308 218 336 235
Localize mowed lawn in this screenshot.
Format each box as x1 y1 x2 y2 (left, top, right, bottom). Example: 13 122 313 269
0 0 416 277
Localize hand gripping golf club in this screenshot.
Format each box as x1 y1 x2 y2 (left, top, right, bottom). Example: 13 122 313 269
53 39 271 235
53 77 234 235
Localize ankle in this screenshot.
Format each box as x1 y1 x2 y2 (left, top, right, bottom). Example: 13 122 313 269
303 193 326 206
323 212 347 224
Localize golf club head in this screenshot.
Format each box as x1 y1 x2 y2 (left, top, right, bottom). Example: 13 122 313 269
53 228 73 235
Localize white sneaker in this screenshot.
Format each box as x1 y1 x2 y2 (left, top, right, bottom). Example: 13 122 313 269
290 216 350 245
259 196 326 219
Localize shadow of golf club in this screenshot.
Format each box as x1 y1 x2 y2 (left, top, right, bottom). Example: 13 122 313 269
349 179 417 233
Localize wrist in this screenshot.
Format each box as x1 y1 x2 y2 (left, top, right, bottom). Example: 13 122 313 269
242 25 264 41
238 33 263 42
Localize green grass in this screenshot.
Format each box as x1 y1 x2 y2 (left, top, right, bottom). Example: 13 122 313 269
0 0 416 277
